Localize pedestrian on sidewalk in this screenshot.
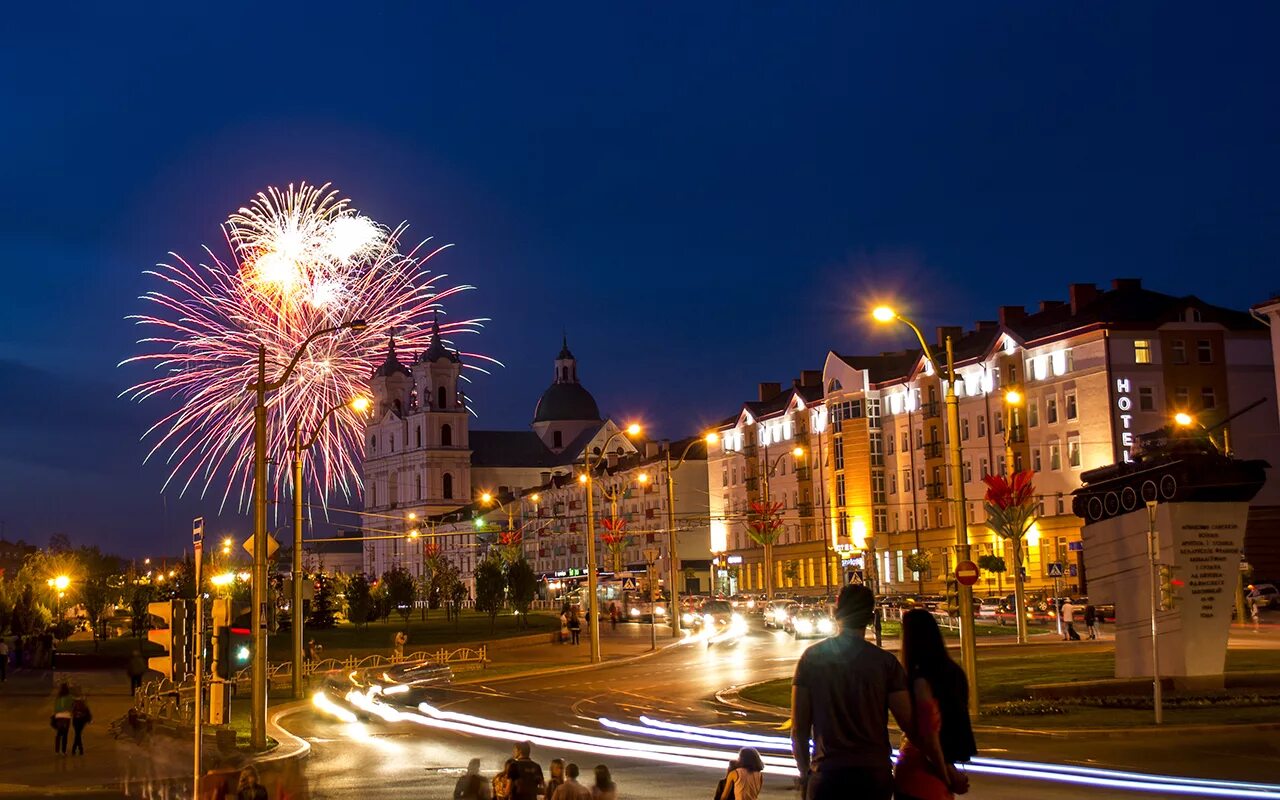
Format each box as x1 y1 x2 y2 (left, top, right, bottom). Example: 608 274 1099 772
791 584 913 800
608 602 619 631
127 649 146 695
559 607 570 645
568 610 581 646
493 758 515 800
507 740 545 800
713 759 739 800
1061 598 1079 641
892 609 976 800
236 764 268 800
393 630 407 660
589 764 616 800
70 692 92 755
717 748 764 800
545 758 565 799
1083 605 1099 640
454 757 492 799
1247 585 1263 628
52 681 73 755
550 763 590 800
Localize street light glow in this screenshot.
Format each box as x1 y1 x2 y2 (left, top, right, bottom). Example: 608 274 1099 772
530 493 541 503
1174 412 1195 427
408 529 420 539
578 474 588 485
638 472 650 484
1005 390 1023 406
704 431 719 444
625 423 642 437
791 447 804 458
481 492 493 505
350 395 371 413
871 305 897 323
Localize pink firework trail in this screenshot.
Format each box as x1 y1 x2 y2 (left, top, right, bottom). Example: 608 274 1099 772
121 182 498 512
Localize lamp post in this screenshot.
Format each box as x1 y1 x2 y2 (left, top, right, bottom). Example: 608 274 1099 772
292 395 368 699
747 445 804 600
1002 389 1029 645
661 433 718 637
247 318 366 749
873 305 979 715
580 423 642 664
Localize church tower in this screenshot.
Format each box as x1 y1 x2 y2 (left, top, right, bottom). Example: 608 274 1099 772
369 337 413 417
532 336 603 453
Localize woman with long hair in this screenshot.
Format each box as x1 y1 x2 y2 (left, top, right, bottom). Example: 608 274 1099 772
894 609 977 800
590 764 617 800
717 747 763 800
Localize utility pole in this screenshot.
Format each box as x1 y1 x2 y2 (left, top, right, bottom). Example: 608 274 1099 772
251 345 268 750
644 547 660 651
191 517 204 797
1147 500 1163 725
944 336 979 715
292 420 305 700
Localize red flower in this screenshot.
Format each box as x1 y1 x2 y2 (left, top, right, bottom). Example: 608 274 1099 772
982 470 1036 510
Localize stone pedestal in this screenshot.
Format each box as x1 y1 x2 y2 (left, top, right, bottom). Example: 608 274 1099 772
1081 501 1249 683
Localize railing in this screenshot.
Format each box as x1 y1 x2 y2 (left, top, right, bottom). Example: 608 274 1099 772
925 481 945 500
879 604 959 631
923 441 943 459
921 401 941 419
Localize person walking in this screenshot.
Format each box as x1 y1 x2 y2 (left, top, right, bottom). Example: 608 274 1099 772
550 764 591 800
506 740 545 800
127 649 147 695
545 758 565 800
893 609 976 800
1061 598 1079 641
559 608 570 645
568 610 582 646
52 682 74 755
589 765 616 800
1247 585 1263 628
454 758 492 799
393 630 408 660
791 584 913 800
717 748 764 800
70 692 93 755
1083 605 1099 640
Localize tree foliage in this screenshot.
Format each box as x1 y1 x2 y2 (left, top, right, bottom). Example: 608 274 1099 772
381 567 416 625
506 558 537 628
473 557 507 632
345 573 374 629
978 554 1007 575
308 574 338 629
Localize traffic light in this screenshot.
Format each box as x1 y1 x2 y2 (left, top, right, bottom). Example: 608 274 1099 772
1158 565 1182 611
944 579 960 617
146 600 189 681
209 599 232 725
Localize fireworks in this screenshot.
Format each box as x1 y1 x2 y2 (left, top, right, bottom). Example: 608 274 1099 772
122 182 497 511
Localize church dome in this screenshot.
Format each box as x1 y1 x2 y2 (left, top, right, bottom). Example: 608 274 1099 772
533 382 601 423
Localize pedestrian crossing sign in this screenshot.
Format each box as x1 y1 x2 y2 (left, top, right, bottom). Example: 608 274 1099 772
1047 562 1065 578
621 576 637 590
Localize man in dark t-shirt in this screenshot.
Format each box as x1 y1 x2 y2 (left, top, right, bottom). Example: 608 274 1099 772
506 740 546 800
791 584 913 800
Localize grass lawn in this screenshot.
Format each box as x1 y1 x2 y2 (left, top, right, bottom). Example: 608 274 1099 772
266 610 559 660
59 636 162 658
738 647 1280 727
878 621 1053 639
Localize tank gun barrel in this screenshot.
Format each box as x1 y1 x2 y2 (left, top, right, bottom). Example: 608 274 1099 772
1204 397 1267 435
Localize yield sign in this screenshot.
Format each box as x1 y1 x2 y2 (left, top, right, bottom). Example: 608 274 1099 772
243 534 280 559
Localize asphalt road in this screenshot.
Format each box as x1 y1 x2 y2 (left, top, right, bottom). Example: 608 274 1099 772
282 621 1280 799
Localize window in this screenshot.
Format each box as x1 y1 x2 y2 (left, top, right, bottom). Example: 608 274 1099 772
902 469 913 492
1047 397 1058 424
886 433 895 455
1197 339 1213 364
442 473 454 499
901 432 909 452
1049 443 1062 470
1139 387 1155 411
977 415 987 438
836 474 846 507
415 427 422 448
963 461 972 482
369 434 376 453
833 438 845 469
935 507 944 528
441 424 453 447
1172 339 1187 364
872 473 886 504
961 417 970 440
874 509 887 533
907 511 915 531
1065 392 1078 420
415 474 422 500
731 467 737 485
995 412 1004 434
1056 495 1066 515
915 429 924 449
980 458 989 478
389 435 395 453
1068 436 1081 468
1174 386 1190 408
437 386 447 409
722 468 728 487
1201 387 1217 410
998 455 1006 477
553 430 563 449
1134 339 1152 364
889 473 897 494
870 433 883 466
918 469 926 491
1032 448 1042 471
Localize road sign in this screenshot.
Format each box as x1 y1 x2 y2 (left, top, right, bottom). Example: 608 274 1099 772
1069 564 1078 577
1068 541 1083 552
642 548 660 564
1047 562 1065 578
954 560 980 586
847 569 864 585
192 517 204 547
620 576 637 590
243 534 279 559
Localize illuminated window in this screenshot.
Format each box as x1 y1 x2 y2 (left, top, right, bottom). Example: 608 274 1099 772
872 473 886 504
961 416 970 440
1134 339 1152 364
1049 443 1062 470
836 474 846 507
1028 400 1039 428
1047 397 1058 424
1068 436 1081 468
1065 392 1078 420
977 415 987 438
833 437 844 469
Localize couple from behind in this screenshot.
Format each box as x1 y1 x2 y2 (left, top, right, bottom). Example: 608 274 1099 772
791 585 976 800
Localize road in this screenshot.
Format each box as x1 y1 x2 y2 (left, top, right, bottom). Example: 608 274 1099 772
282 620 1280 799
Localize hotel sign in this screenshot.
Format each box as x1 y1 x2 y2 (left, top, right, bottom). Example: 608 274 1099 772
1115 378 1135 462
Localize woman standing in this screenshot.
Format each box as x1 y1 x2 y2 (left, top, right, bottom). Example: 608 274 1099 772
590 765 617 800
70 692 92 755
894 609 976 800
52 682 73 755
568 610 582 646
717 748 764 800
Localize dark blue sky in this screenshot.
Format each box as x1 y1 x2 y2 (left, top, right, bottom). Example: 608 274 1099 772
2 3 1277 556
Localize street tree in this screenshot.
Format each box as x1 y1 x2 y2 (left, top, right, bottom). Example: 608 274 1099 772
308 574 338 629
506 558 537 628
474 557 506 632
382 567 416 625
127 582 153 638
345 573 374 630
977 554 1007 595
905 550 932 594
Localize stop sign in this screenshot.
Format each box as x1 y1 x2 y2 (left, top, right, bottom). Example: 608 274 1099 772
955 560 980 586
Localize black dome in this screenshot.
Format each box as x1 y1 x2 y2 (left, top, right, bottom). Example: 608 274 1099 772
533 382 601 423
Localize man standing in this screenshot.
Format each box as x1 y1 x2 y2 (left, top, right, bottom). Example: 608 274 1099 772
505 740 545 800
791 584 913 800
1061 598 1079 641
550 763 591 800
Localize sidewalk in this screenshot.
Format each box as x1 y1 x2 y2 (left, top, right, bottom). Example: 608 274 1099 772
0 665 136 796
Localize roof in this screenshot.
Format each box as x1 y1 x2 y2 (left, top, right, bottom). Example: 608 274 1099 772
834 351 926 384
469 430 563 468
533 381 601 423
557 334 574 361
420 313 460 364
373 337 411 378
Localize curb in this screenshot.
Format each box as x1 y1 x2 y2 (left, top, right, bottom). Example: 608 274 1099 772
714 679 1280 738
454 637 684 686
259 701 312 764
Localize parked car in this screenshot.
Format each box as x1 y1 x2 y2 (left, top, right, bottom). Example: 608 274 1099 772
976 596 1005 620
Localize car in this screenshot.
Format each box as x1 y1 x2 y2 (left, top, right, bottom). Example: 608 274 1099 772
789 606 836 639
1250 583 1280 609
976 596 1004 620
763 600 798 630
695 599 742 634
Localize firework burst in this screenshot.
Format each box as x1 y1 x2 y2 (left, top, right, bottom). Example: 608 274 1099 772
122 182 498 511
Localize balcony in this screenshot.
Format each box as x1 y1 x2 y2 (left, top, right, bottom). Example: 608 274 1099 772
923 441 943 459
925 481 945 500
794 465 812 481
1007 424 1026 444
922 401 941 419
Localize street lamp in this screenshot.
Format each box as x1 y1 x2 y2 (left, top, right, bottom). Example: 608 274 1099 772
290 393 368 699
656 431 719 637
247 317 366 748
873 304 980 715
581 423 643 663
1002 390 1029 646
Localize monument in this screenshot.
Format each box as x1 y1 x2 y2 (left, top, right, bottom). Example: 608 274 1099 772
1074 421 1267 688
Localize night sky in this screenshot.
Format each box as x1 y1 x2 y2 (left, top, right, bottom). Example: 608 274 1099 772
2 3 1277 557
